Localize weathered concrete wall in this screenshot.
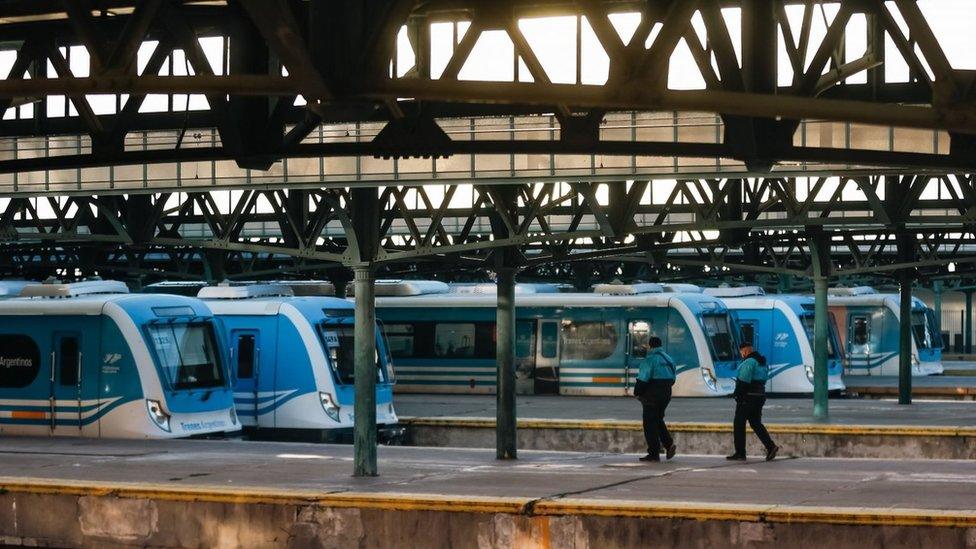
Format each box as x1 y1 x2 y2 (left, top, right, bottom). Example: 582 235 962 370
403 422 976 460
1 489 975 549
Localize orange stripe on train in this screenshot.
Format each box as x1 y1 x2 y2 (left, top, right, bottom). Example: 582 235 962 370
10 411 47 420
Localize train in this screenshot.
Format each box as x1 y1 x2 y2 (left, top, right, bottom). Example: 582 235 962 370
828 287 943 376
0 280 239 438
145 281 400 442
374 281 740 397
704 286 846 393
0 275 948 444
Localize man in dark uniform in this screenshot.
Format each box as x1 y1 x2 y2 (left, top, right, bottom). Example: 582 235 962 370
634 337 677 462
727 342 780 461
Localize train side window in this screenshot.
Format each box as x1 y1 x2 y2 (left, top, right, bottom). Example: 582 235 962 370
474 323 496 358
58 337 80 386
385 323 416 358
0 335 42 388
434 323 476 358
515 320 536 359
829 312 843 357
852 317 869 345
628 321 651 358
739 322 755 346
561 321 617 361
701 314 736 362
540 322 559 359
236 335 255 379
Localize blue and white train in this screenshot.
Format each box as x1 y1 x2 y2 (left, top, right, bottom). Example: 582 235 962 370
704 286 846 393
195 283 400 441
0 280 239 438
828 287 943 376
375 281 740 397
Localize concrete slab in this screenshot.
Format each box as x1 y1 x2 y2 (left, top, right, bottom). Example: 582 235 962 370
846 375 976 399
1 438 974 547
394 393 976 427
941 361 976 376
0 437 971 511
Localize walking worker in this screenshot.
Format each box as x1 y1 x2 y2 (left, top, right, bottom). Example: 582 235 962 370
633 336 677 462
727 342 780 461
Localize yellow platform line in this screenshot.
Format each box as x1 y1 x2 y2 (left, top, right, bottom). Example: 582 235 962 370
399 416 976 437
1 476 975 528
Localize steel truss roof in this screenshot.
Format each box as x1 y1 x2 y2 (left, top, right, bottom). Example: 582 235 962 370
1 1 975 283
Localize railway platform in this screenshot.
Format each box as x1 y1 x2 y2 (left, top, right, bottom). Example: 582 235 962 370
396 393 976 459
0 437 974 548
845 374 976 399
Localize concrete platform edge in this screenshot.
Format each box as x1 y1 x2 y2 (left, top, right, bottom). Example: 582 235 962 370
1 476 976 529
400 416 976 438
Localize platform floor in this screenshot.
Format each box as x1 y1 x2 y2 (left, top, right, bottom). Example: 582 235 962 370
0 437 974 514
940 361 976 376
394 393 976 426
845 374 976 398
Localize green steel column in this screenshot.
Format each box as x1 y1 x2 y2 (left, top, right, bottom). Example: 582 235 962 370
812 276 829 420
933 280 942 344
353 266 377 476
966 291 973 354
496 269 517 459
898 270 913 405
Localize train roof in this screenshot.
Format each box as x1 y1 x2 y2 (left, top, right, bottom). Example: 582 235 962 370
717 294 814 312
198 283 294 300
145 280 338 297
19 279 129 298
204 295 354 316
374 291 727 310
348 279 449 297
592 282 663 295
0 291 210 316
704 286 766 298
828 286 878 296
446 282 565 295
827 293 927 309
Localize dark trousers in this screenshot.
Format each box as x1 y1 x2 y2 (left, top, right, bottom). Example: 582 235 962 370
733 396 775 455
640 383 673 455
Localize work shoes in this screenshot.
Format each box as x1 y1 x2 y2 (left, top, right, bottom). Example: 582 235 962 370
665 444 677 460
639 453 661 462
766 445 780 461
725 453 746 461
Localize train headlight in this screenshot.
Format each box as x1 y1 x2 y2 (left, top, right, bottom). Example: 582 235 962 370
146 399 171 433
319 392 341 422
701 367 717 391
804 364 815 381
229 406 238 426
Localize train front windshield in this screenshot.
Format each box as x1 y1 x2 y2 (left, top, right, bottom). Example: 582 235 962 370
147 322 225 390
911 310 941 349
318 324 387 385
701 313 736 362
800 315 838 358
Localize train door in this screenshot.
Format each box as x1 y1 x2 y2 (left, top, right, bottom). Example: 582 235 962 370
626 320 652 393
51 332 82 434
231 330 259 426
534 320 560 394
847 314 871 374
515 320 537 395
